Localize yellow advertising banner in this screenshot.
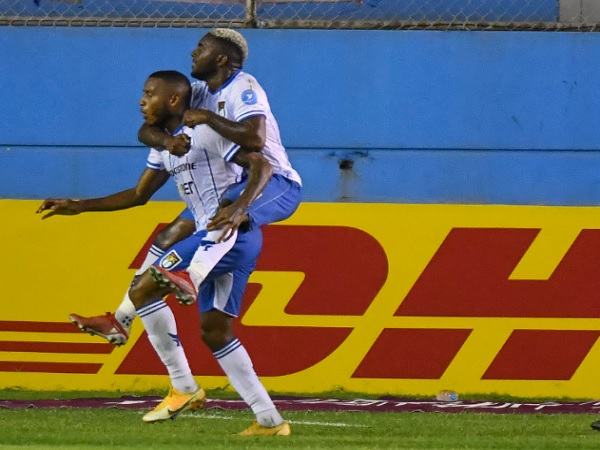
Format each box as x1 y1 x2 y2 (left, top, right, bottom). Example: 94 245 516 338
2 199 600 398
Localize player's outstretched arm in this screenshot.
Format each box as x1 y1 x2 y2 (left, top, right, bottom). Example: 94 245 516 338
36 198 84 220
36 168 170 220
207 150 273 242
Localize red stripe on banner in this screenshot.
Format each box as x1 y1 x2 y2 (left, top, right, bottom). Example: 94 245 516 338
0 361 102 373
0 321 79 333
483 330 600 380
257 225 389 316
352 328 472 379
398 228 600 318
0 341 113 354
116 284 354 376
129 223 168 270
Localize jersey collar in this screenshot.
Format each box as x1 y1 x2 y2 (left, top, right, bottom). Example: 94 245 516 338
170 124 185 136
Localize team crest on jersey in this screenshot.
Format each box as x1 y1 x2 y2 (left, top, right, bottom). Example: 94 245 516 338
159 250 183 270
241 90 257 105
218 101 226 117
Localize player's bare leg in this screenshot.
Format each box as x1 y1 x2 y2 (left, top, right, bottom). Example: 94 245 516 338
113 217 196 333
70 217 195 345
128 271 205 422
201 300 289 435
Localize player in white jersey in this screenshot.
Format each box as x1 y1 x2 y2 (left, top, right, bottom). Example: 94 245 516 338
184 28 302 232
96 28 302 342
137 28 302 306
38 71 291 436
147 123 241 231
138 28 301 237
186 61 302 189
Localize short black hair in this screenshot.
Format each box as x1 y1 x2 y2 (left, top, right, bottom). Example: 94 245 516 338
148 70 192 105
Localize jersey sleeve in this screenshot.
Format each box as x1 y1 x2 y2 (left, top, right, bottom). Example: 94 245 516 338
146 148 165 171
230 76 269 123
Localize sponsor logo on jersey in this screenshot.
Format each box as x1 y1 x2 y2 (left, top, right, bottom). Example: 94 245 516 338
218 101 226 117
169 162 197 176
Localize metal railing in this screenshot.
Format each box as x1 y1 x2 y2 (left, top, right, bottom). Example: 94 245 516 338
1 0 600 30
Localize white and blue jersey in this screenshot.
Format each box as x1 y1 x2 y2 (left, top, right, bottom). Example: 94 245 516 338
147 125 242 231
191 71 301 186
187 71 302 227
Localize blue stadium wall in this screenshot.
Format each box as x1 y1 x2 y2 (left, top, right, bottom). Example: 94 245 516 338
2 27 600 205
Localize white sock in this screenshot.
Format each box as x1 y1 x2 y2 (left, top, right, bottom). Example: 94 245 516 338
214 338 284 427
114 245 165 331
136 244 165 275
187 229 237 288
114 293 136 331
137 299 198 393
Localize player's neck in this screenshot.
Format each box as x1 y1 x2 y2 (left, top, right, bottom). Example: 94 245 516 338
206 67 239 92
164 115 184 134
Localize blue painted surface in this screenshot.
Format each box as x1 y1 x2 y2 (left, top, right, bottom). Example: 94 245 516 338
2 27 600 204
5 146 600 205
4 28 600 150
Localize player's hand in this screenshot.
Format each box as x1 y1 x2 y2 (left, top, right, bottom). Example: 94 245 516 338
36 198 82 220
207 203 247 242
183 109 210 127
166 134 190 157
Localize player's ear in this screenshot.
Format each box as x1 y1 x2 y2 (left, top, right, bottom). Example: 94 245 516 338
170 93 182 107
216 54 229 67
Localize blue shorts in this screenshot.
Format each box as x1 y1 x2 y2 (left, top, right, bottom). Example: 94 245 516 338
177 174 301 228
155 227 263 317
223 173 302 228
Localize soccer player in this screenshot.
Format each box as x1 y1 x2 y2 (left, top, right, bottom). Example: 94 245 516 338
38 71 291 436
142 28 303 304
71 28 302 341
